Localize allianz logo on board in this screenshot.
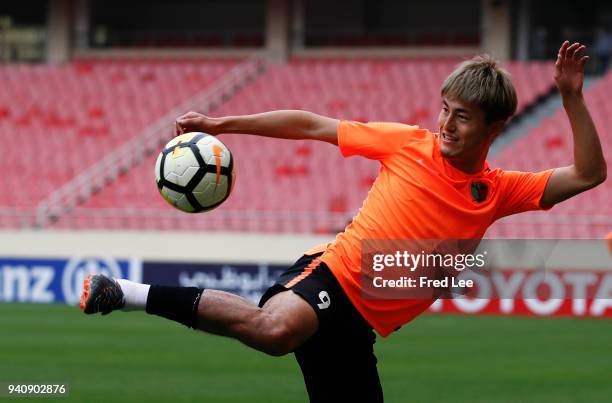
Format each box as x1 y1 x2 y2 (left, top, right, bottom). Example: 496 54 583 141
0 256 139 304
61 257 124 304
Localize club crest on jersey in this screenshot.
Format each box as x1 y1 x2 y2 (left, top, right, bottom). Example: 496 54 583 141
470 181 488 203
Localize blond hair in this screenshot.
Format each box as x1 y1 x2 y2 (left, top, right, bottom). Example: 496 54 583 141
441 55 518 123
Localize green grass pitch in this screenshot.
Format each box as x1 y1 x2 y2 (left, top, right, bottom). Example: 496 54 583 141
1 303 611 402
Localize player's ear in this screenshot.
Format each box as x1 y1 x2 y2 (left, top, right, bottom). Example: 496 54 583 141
487 120 505 142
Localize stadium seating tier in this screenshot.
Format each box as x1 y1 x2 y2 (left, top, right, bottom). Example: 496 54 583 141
6 57 607 238
38 58 581 236
0 59 239 209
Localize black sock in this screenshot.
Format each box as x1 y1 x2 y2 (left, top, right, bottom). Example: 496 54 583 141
145 285 204 329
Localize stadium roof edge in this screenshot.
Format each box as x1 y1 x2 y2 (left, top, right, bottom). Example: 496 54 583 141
292 46 481 58
73 46 482 61
73 48 266 60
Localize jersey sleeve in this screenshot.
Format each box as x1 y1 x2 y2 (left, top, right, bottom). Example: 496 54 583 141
495 169 555 219
338 121 417 160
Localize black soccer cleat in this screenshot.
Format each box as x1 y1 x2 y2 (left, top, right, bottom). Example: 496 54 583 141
79 274 125 315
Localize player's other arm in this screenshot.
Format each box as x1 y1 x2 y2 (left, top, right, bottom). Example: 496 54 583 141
175 110 339 145
540 41 607 208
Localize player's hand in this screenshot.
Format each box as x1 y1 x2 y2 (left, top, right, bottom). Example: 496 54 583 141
554 41 589 99
175 111 219 136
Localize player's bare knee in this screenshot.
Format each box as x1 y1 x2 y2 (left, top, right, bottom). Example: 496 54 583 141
262 323 297 356
256 290 318 356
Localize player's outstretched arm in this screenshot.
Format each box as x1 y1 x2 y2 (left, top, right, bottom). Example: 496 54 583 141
175 110 339 145
540 41 607 207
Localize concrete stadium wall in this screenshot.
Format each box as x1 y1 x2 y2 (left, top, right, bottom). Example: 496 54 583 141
0 230 335 264
0 230 609 269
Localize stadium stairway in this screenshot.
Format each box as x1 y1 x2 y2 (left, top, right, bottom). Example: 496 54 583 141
490 77 597 155
0 58 260 227
27 59 264 228
487 73 611 239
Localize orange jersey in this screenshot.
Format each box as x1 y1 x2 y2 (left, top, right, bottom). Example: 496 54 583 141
319 121 554 336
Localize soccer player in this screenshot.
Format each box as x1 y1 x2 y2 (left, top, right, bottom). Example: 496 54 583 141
81 41 606 402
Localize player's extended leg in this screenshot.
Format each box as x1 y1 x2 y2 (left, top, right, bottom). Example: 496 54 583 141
82 251 384 401
80 274 318 356
194 288 318 356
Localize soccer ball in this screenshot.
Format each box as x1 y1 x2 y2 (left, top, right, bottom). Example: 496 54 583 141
155 132 235 213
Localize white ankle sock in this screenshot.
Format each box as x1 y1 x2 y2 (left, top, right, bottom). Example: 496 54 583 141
116 279 151 311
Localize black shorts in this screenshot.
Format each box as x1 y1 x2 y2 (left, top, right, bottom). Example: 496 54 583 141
259 253 384 403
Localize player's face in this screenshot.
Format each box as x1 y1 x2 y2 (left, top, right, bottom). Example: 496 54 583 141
437 97 500 165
